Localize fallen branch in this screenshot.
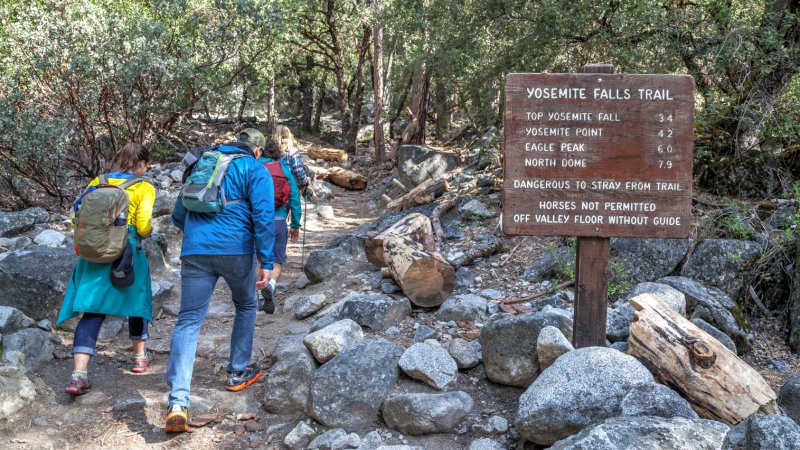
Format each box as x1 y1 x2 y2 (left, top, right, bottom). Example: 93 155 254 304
442 124 474 146
497 280 575 304
500 237 527 267
432 199 457 253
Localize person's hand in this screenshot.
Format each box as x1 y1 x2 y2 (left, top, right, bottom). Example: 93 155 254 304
256 267 272 290
290 227 300 243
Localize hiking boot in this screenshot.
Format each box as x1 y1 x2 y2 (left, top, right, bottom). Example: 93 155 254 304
165 404 189 433
65 376 91 395
225 365 262 392
260 284 275 314
131 352 153 373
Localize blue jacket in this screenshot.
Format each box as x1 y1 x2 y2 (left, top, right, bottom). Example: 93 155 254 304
258 156 302 229
172 146 276 269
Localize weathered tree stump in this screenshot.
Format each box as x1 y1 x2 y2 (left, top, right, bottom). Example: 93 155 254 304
386 178 450 212
627 293 779 425
382 234 454 307
365 213 432 268
311 166 330 181
328 167 367 190
307 147 348 162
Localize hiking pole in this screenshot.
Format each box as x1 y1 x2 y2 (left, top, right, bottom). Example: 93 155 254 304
301 193 308 269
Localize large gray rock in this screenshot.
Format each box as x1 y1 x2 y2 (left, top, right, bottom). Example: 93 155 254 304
308 339 404 430
324 234 366 258
0 236 31 252
468 439 505 450
459 200 493 221
548 416 729 450
610 238 690 284
536 326 573 371
151 215 181 237
264 344 318 414
0 306 34 334
295 294 328 320
34 230 66 247
0 246 76 322
515 347 654 445
437 294 487 322
0 365 36 420
658 276 754 353
338 294 412 332
305 248 353 284
790 237 800 352
745 414 800 450
681 239 762 300
381 391 473 435
779 373 800 426
620 382 699 419
151 193 177 218
0 207 49 237
691 318 738 354
142 233 168 273
481 309 573 387
398 341 458 390
303 319 365 364
2 328 62 373
522 247 573 283
396 145 460 187
308 428 360 450
284 421 318 450
606 282 687 342
444 338 481 369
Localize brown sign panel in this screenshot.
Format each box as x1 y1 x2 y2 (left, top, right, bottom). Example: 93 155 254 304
503 73 694 238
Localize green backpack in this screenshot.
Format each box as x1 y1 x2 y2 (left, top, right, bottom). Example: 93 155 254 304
179 148 248 213
72 175 141 263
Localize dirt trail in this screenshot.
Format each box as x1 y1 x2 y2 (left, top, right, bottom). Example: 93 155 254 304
0 168 375 449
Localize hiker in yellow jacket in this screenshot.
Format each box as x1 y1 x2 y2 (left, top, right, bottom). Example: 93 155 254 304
57 143 155 395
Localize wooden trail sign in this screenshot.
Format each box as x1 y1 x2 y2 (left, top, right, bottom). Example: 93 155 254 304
502 71 694 238
503 64 695 347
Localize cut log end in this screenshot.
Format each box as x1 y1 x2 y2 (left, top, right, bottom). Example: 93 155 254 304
403 257 455 307
687 339 717 369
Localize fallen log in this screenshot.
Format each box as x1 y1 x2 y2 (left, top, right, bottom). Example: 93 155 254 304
307 146 348 162
382 234 455 307
627 293 779 426
431 199 456 253
365 213 432 268
311 166 330 181
386 178 450 212
328 167 367 190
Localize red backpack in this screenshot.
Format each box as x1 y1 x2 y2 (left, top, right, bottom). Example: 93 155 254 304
263 160 290 209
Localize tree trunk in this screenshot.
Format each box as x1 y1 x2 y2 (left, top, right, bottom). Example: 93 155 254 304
346 25 372 155
267 76 276 136
382 234 455 307
313 74 327 134
307 146 348 162
328 167 367 190
386 177 450 212
389 71 413 140
627 293 779 426
365 212 433 268
311 166 329 181
432 200 456 253
410 60 429 145
236 78 249 123
373 6 385 164
300 55 314 133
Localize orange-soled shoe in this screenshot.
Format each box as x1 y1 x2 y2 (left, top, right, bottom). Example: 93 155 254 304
65 377 91 395
131 353 152 373
225 365 262 392
165 404 188 433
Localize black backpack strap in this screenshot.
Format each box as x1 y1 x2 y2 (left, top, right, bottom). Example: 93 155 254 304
118 176 143 190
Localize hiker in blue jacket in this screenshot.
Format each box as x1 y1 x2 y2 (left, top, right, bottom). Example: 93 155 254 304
257 138 302 313
165 141 274 432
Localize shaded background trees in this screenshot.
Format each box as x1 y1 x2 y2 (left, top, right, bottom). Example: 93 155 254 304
1 0 799 207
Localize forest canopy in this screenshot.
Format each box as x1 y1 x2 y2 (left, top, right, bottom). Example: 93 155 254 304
1 0 799 206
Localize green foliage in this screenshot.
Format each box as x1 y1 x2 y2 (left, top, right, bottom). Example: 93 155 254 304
608 261 634 300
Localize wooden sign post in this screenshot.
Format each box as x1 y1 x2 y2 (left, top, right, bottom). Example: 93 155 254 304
503 64 694 347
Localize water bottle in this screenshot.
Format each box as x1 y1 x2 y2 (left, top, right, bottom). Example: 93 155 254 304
114 212 127 227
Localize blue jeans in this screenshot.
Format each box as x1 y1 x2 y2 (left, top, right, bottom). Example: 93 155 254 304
166 254 257 407
73 313 148 355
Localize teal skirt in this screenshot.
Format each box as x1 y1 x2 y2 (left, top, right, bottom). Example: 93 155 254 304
57 227 153 324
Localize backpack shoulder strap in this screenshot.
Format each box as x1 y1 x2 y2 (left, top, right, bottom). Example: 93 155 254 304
99 174 109 185
118 176 143 190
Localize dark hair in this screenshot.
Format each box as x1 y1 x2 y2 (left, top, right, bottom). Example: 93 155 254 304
262 138 283 160
113 142 150 173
